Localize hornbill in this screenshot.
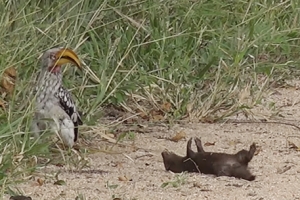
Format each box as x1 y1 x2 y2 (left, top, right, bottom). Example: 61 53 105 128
31 47 83 148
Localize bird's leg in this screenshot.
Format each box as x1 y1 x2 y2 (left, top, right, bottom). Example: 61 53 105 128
54 138 67 162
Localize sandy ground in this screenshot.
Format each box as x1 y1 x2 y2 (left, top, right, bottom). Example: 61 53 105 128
8 82 300 200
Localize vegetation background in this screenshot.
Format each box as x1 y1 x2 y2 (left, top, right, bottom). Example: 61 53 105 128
0 0 300 197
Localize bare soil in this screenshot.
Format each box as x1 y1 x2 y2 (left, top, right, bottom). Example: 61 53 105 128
9 81 300 200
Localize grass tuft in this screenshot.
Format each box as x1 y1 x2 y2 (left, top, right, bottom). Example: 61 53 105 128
1 0 300 195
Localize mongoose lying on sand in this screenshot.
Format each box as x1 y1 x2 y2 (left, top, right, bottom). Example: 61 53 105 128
161 137 256 181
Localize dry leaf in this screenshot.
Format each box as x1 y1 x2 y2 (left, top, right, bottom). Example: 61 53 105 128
118 176 128 181
55 163 64 167
0 99 6 109
204 142 215 146
150 109 165 121
152 114 164 121
54 180 66 185
193 182 202 188
277 165 292 174
111 161 123 168
170 131 186 142
37 178 44 186
138 110 148 120
0 66 17 96
288 140 299 150
161 102 172 112
200 116 217 123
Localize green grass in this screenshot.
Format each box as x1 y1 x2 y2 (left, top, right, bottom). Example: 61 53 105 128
1 0 300 196
161 172 188 188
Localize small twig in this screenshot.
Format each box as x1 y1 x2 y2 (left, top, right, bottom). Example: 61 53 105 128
223 120 300 131
123 153 134 162
135 153 154 160
184 158 201 173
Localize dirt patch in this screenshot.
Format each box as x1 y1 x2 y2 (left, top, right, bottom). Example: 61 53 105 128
9 82 300 200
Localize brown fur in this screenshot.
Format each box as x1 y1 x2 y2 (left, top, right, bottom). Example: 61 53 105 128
187 137 256 181
161 150 200 173
161 137 256 181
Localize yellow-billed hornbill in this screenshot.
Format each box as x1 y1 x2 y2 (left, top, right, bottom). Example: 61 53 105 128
31 47 83 147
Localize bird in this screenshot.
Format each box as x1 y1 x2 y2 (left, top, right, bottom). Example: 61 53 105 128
31 47 83 148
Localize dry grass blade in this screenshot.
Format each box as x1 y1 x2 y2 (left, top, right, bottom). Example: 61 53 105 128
111 6 149 33
1 0 300 198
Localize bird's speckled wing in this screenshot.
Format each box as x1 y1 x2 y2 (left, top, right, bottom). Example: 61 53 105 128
56 86 82 142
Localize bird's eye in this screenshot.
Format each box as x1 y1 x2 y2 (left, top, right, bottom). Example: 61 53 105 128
50 54 56 60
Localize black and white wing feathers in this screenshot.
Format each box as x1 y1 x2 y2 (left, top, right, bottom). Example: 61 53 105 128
56 86 82 142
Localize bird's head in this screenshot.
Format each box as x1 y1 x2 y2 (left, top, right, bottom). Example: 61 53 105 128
40 47 81 73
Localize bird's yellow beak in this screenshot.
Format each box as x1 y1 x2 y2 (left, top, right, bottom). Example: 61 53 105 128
55 48 82 69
